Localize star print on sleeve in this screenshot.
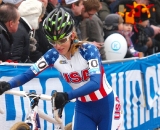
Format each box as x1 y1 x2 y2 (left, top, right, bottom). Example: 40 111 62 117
43 48 59 65
80 43 101 62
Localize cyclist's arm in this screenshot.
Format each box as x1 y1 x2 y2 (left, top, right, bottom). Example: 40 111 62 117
8 48 59 88
67 43 102 100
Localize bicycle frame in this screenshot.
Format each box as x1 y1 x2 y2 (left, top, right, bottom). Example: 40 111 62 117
0 90 65 130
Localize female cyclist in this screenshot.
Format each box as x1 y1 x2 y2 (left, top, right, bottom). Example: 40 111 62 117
0 7 122 130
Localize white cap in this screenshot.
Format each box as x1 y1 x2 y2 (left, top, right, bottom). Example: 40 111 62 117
18 0 42 29
65 0 79 4
3 0 23 4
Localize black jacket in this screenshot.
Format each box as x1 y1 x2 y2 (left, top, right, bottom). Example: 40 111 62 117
10 18 32 63
0 21 13 61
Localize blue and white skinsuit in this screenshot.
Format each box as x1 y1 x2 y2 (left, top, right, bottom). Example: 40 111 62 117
8 43 122 130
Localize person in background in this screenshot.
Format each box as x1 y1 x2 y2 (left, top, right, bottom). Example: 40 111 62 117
65 0 106 60
98 0 115 22
47 0 59 13
34 0 58 58
0 3 20 62
123 23 144 58
63 0 84 40
0 7 122 130
103 14 134 58
127 2 156 55
10 0 45 63
3 0 23 6
79 11 107 60
117 5 144 58
154 0 160 24
80 0 106 52
113 0 160 55
135 0 160 54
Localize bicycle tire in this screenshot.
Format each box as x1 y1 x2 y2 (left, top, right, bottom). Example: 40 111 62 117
10 122 30 130
65 122 72 130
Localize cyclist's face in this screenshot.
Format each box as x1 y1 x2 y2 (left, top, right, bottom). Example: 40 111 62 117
52 34 72 57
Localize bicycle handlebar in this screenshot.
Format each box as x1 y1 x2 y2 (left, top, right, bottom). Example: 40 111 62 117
1 89 76 126
4 90 52 101
4 90 76 102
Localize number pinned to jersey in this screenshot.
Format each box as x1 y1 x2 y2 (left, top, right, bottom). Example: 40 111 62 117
88 59 100 75
31 56 48 74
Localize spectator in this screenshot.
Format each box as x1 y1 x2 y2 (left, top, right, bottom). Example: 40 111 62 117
103 14 133 58
98 0 115 22
81 0 100 20
113 0 160 55
78 0 101 48
40 0 48 8
0 3 20 62
3 0 23 7
133 1 158 55
62 0 101 40
63 0 84 40
64 0 100 40
34 0 59 58
10 0 45 63
79 13 107 60
154 0 160 24
64 0 106 60
47 0 59 13
123 23 144 58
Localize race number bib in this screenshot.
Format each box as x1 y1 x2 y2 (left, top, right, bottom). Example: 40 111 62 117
88 59 100 75
31 56 48 74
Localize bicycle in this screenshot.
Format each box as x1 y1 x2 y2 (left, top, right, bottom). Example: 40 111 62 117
0 90 73 130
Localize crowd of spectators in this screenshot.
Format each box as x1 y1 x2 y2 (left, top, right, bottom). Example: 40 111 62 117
0 0 160 63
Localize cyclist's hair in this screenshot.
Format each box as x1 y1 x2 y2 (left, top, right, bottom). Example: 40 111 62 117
64 0 83 8
43 7 75 41
83 0 100 12
70 30 88 56
0 3 18 23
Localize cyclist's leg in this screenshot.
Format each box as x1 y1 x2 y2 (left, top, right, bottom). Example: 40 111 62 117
98 91 123 130
72 110 97 130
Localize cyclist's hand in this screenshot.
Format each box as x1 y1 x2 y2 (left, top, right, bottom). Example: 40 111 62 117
0 81 11 95
54 92 69 109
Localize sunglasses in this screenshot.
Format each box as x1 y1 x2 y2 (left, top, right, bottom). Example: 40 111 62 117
49 33 72 46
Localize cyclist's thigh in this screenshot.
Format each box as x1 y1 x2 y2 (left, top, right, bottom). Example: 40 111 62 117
72 111 97 130
97 98 114 130
98 91 123 130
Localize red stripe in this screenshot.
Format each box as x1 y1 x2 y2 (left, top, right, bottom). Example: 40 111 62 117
99 67 107 96
89 92 98 101
99 84 107 97
80 96 86 102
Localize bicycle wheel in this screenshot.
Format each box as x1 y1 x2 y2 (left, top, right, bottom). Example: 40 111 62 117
10 122 30 130
65 122 72 130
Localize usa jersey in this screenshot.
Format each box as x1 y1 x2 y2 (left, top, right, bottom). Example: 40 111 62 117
9 43 113 102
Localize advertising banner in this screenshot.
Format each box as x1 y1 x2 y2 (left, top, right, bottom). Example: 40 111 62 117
1 53 160 130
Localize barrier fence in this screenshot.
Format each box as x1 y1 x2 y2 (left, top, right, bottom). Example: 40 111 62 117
1 53 160 130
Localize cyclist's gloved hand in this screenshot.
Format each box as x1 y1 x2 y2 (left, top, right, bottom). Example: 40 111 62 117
0 81 11 95
54 92 69 109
